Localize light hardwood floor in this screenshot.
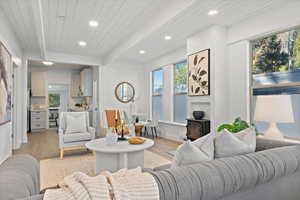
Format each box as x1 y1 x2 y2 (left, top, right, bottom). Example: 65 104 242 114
14 129 181 161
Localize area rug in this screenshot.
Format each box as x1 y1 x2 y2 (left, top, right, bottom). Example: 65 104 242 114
40 150 170 189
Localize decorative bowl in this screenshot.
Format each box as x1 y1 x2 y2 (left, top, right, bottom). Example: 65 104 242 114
128 137 145 145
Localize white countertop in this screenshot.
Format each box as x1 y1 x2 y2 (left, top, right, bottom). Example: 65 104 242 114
31 109 47 112
85 138 154 153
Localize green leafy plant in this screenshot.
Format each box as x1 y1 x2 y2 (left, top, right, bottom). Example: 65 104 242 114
217 117 251 133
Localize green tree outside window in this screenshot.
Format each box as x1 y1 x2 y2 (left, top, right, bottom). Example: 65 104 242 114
49 94 60 107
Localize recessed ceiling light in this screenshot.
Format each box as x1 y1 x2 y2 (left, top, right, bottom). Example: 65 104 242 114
89 20 98 27
42 61 54 66
139 50 146 54
208 10 218 16
78 41 87 47
164 35 172 40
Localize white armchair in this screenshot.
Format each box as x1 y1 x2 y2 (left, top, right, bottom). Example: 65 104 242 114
59 112 95 159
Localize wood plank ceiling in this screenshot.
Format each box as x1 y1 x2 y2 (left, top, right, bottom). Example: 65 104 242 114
0 0 292 65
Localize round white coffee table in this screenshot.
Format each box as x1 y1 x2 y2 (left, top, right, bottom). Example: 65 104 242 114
86 138 154 173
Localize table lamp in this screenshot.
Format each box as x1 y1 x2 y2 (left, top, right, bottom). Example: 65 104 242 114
254 95 294 139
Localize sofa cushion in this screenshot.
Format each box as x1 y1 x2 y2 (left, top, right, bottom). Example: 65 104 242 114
17 194 44 200
192 133 214 160
214 127 256 158
65 113 87 134
63 132 92 143
150 145 300 200
0 155 40 200
171 134 214 168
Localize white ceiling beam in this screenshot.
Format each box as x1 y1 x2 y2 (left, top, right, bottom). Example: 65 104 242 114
24 50 102 67
104 0 197 65
31 0 47 59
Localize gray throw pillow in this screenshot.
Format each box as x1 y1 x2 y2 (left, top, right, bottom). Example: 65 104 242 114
171 133 214 168
214 127 256 158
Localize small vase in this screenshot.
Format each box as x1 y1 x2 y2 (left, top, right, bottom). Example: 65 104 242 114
193 111 205 120
105 129 118 145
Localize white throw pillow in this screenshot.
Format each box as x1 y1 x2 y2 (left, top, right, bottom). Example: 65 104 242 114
171 133 214 168
65 114 87 134
214 127 256 158
192 133 215 160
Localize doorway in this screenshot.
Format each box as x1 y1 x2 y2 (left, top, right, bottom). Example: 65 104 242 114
48 84 69 128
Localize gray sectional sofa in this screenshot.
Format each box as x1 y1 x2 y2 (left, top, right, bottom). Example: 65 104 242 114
1 137 299 200
0 154 43 200
149 137 300 200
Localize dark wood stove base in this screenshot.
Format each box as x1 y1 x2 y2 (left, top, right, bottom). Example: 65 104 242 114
186 119 210 141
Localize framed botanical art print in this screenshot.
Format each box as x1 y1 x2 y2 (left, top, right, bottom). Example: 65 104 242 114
188 48 210 96
0 42 12 125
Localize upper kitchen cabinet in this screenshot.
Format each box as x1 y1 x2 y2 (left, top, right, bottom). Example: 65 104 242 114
71 73 81 97
31 72 47 96
80 68 93 96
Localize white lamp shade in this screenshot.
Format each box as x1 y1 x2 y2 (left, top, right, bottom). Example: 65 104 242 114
254 95 294 123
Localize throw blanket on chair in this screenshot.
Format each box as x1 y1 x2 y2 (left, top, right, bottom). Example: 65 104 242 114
43 167 159 200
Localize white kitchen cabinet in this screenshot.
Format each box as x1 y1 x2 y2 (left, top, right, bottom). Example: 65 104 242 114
31 72 47 96
31 110 47 132
80 69 93 96
71 73 81 97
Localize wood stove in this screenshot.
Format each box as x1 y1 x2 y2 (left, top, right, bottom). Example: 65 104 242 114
186 119 210 141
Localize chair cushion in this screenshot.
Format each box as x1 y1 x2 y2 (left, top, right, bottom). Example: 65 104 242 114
63 132 92 143
65 113 87 134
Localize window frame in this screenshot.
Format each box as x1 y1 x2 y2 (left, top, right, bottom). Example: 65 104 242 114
249 26 300 129
173 60 188 123
152 68 163 97
173 60 188 95
151 68 164 121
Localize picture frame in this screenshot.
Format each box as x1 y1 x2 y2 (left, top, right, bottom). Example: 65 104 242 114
188 48 210 96
0 41 12 125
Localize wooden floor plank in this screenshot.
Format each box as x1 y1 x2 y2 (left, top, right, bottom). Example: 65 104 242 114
14 129 181 161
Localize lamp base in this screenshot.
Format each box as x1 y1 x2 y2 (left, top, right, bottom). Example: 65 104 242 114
263 122 284 139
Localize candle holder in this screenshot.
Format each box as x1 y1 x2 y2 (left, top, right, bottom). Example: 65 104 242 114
115 119 127 141
118 129 127 141
118 122 127 141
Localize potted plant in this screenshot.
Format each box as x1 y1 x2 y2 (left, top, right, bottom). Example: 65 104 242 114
217 117 257 133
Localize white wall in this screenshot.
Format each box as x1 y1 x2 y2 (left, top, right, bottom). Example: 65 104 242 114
228 41 250 121
145 47 187 117
48 69 72 85
187 25 229 130
161 65 173 121
144 48 187 142
98 61 148 136
153 1 300 140
144 26 229 142
0 11 24 164
99 63 147 114
13 60 28 150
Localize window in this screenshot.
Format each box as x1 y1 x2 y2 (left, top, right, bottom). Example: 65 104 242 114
49 93 60 107
174 60 188 123
251 27 300 139
152 69 163 121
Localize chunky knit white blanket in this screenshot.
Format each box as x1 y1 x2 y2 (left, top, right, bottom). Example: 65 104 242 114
43 167 159 200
